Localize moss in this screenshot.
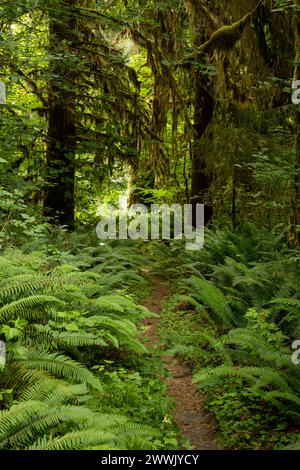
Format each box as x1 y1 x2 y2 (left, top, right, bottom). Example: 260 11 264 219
195 1 263 54
198 13 251 52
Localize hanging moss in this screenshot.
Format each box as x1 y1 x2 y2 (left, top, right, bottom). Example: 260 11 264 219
195 1 263 54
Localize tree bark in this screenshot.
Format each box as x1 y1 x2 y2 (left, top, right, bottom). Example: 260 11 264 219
289 1 300 247
190 71 214 226
43 1 77 230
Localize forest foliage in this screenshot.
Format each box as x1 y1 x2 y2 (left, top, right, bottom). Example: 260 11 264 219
0 0 300 451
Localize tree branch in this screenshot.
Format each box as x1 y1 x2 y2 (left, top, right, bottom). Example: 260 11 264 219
192 0 264 56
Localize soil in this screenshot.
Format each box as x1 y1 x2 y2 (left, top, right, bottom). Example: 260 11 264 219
142 277 220 450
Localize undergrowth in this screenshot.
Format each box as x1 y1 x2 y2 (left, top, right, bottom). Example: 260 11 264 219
0 233 179 450
155 224 300 449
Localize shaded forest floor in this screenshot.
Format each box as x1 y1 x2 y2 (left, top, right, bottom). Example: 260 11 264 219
1 229 300 450
142 277 220 450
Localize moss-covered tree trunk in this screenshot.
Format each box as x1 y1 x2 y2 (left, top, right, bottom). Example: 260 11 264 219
289 1 300 246
190 70 214 226
43 1 77 229
187 1 214 226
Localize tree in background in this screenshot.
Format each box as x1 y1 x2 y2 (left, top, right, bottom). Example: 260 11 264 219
0 0 298 235
43 1 78 229
289 0 300 246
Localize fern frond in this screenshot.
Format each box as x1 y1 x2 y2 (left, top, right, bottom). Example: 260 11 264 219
186 276 237 327
0 295 62 322
20 379 89 406
0 401 95 449
14 351 102 390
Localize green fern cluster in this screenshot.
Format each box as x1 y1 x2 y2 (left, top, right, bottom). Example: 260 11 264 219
0 246 157 449
161 225 300 444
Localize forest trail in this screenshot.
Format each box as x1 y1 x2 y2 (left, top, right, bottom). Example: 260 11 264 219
142 277 220 450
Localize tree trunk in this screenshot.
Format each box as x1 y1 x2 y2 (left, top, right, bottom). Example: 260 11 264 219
289 1 300 246
185 1 215 226
190 69 214 227
43 2 77 229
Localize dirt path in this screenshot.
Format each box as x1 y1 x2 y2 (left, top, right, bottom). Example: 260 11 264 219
142 277 220 450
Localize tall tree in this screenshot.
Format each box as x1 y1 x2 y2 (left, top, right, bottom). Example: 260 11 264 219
43 1 77 229
184 0 214 225
289 0 300 246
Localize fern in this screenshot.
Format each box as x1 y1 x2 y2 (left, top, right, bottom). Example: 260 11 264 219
27 417 157 450
0 401 95 449
12 351 102 390
185 276 237 328
0 295 63 322
20 380 90 406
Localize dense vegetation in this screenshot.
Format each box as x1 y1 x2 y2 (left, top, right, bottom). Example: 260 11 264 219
0 0 300 451
157 227 300 449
